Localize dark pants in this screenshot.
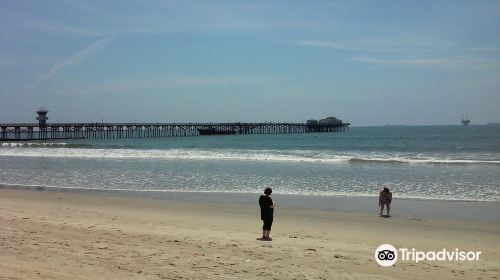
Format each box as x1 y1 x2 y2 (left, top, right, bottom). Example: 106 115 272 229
262 217 273 231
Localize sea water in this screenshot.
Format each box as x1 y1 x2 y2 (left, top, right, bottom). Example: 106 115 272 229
0 125 499 202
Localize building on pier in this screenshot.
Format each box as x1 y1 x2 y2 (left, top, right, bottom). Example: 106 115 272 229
36 108 49 127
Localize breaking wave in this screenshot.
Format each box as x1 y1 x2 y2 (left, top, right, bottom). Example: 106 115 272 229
0 146 498 165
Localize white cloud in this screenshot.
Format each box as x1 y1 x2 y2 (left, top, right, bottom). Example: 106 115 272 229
0 57 23 68
295 39 475 54
298 40 500 69
465 47 500 52
296 40 410 53
351 56 495 67
352 57 455 65
35 23 103 37
59 74 290 96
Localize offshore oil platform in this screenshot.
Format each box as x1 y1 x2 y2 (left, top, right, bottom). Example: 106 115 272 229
0 108 349 141
461 114 471 126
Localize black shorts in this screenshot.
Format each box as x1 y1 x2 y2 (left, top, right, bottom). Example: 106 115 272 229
262 217 273 231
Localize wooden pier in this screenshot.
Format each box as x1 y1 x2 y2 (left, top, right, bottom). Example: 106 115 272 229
0 121 349 141
0 109 349 141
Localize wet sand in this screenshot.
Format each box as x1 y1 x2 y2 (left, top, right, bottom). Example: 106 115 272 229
0 189 499 279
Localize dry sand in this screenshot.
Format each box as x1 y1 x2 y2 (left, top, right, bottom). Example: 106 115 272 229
0 189 499 279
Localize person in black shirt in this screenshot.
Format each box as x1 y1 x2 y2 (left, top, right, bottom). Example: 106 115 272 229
259 188 275 241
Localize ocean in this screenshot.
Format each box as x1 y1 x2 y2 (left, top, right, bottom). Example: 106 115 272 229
0 125 499 202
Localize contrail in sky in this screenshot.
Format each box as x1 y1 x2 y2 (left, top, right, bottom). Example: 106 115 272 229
19 34 116 93
219 0 268 20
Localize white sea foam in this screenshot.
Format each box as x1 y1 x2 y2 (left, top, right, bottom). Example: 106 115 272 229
1 142 68 147
0 147 499 165
0 182 496 202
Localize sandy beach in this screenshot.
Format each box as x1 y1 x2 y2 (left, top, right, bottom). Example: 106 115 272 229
0 189 499 280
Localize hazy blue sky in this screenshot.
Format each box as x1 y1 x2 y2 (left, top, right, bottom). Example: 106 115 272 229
1 0 499 125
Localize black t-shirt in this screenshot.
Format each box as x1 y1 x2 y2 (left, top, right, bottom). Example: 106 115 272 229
259 194 274 219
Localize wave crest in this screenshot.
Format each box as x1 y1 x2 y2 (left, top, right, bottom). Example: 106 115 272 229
0 146 499 165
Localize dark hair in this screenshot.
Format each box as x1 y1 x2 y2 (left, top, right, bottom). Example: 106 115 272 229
383 187 390 193
264 188 272 195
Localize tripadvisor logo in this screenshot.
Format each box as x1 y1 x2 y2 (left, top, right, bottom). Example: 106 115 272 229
375 244 481 267
375 244 398 267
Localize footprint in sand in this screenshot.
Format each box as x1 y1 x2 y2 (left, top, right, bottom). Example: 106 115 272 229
408 218 426 222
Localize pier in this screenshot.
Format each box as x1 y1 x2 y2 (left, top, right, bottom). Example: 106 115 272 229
0 110 349 141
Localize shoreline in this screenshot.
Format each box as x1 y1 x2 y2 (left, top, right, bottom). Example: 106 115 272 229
1 183 499 222
0 188 499 279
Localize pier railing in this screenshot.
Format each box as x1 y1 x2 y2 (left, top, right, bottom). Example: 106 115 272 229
0 122 349 141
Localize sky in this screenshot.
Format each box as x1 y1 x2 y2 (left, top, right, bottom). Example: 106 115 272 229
1 0 499 126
